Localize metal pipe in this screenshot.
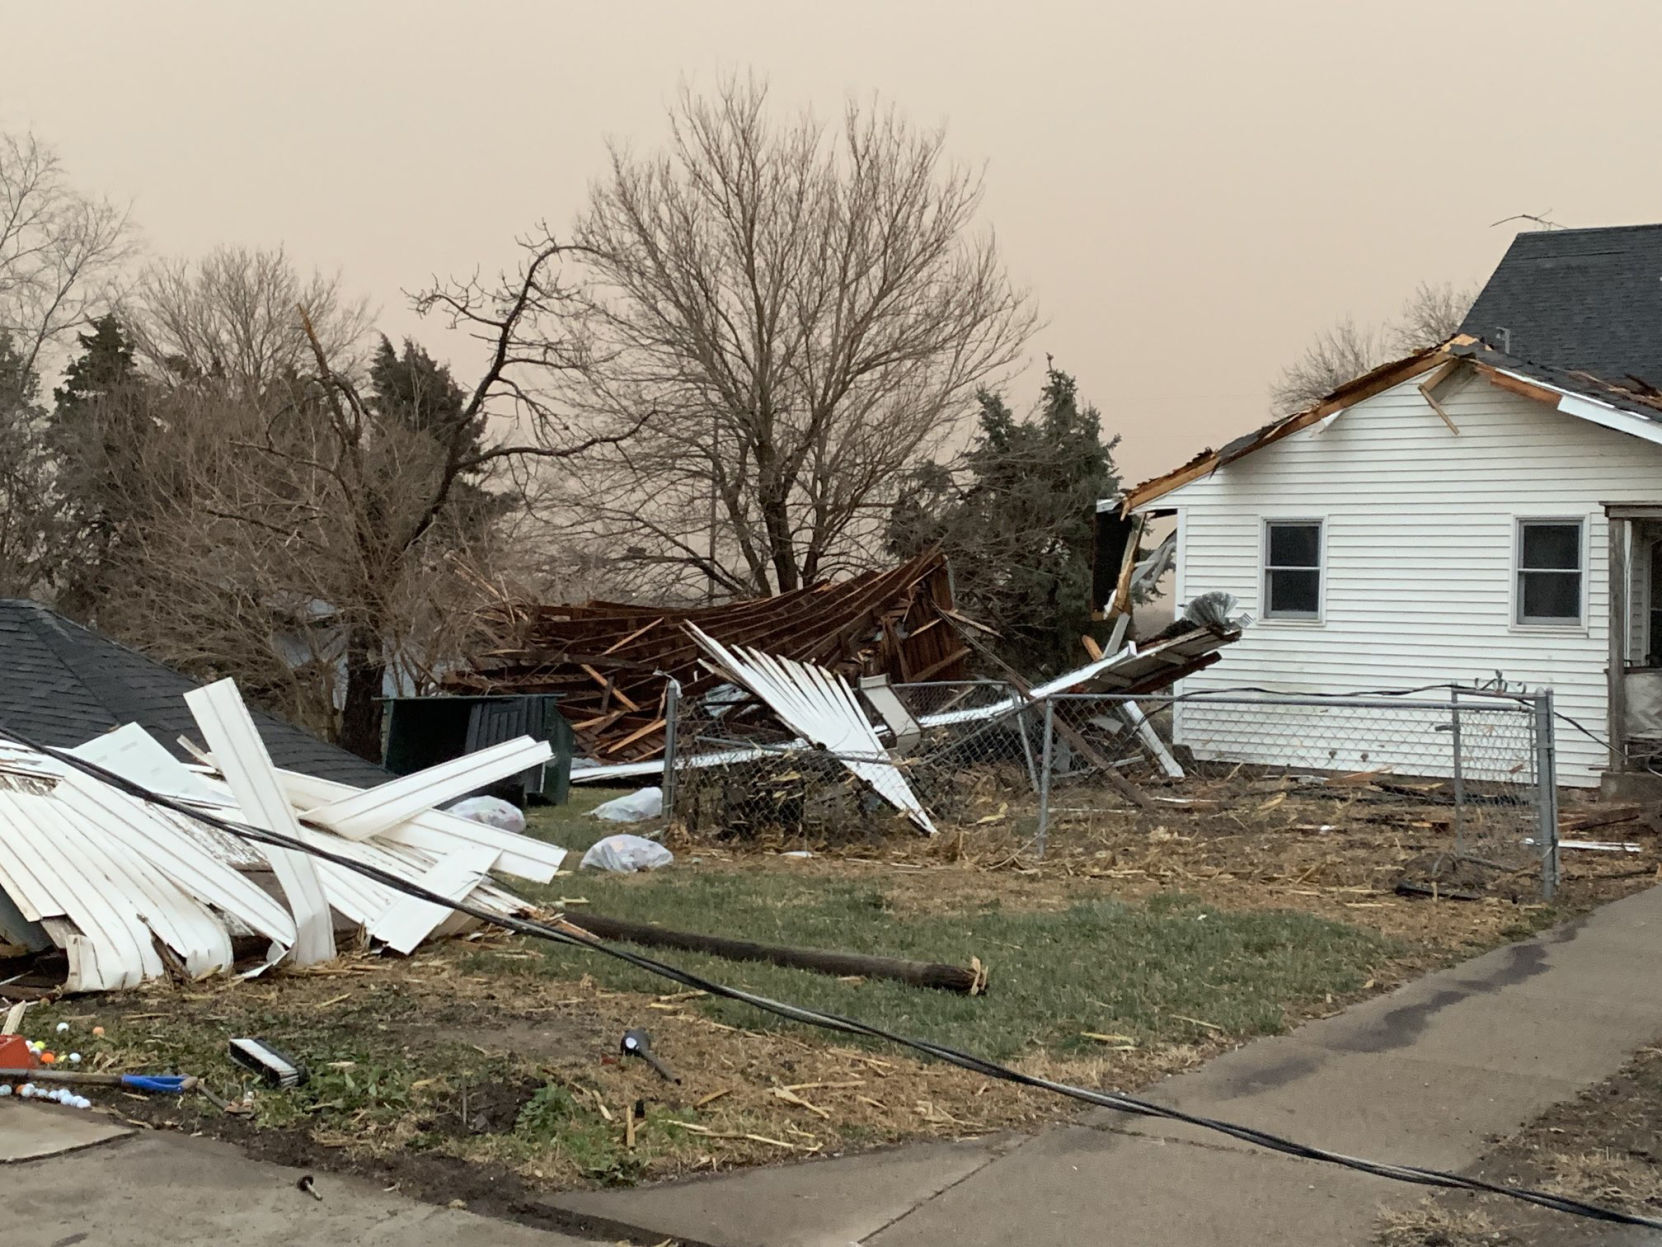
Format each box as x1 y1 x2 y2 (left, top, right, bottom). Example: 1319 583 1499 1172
1035 699 1055 860
1535 688 1560 899
661 678 681 817
1450 686 1465 855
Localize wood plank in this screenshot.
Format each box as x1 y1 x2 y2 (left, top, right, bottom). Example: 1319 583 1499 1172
600 718 668 756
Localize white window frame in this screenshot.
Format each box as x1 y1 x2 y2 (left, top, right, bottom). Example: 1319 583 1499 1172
1260 517 1325 624
1512 516 1587 629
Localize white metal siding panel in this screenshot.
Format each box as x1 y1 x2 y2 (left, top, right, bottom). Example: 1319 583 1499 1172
1153 378 1662 785
0 790 155 990
368 844 499 954
57 774 297 951
277 770 567 882
185 679 336 962
298 737 552 842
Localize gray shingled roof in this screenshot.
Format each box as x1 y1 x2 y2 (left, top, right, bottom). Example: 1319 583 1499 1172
1461 224 1662 386
0 599 391 787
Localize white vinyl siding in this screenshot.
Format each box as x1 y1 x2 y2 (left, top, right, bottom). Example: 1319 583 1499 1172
1151 373 1662 785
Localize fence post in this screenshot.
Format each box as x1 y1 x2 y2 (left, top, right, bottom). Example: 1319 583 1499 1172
1534 688 1559 899
1449 687 1465 856
661 678 681 818
1035 698 1055 860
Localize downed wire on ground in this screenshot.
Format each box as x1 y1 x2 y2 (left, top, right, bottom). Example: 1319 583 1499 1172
12 723 1659 1236
0 679 568 991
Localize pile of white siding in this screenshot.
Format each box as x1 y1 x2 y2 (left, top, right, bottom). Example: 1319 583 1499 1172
0 679 566 992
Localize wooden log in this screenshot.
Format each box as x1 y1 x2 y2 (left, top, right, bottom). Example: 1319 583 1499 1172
556 910 988 995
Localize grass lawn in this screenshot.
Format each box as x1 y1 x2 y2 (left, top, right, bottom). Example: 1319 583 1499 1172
512 866 1397 1059
13 784 1630 1210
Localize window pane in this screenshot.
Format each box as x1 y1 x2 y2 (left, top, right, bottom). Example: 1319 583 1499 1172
1520 570 1580 622
1268 522 1320 568
1521 523 1580 571
1268 568 1320 616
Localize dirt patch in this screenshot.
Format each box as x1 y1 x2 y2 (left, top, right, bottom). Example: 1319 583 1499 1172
667 777 1660 956
1375 1043 1662 1244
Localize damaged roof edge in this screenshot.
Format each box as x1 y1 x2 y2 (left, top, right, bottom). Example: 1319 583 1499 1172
1119 340 1463 515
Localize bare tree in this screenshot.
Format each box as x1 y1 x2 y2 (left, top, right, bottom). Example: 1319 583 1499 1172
1270 282 1476 413
0 128 131 390
127 245 373 391
106 241 640 758
1386 280 1474 356
1269 317 1381 414
0 334 55 595
551 77 1036 598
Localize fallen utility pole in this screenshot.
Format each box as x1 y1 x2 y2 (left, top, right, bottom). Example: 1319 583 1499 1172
557 911 987 995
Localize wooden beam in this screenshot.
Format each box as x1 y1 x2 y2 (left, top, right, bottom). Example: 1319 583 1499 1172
557 912 987 995
1108 513 1149 616
1417 359 1462 434
1478 366 1561 407
582 665 641 712
599 718 667 757
1609 516 1629 772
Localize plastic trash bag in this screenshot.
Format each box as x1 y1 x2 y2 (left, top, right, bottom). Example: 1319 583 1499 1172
580 834 674 873
589 786 663 822
445 795 526 834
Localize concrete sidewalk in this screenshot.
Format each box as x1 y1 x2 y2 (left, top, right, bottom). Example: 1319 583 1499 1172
8 1126 605 1247
551 885 1662 1247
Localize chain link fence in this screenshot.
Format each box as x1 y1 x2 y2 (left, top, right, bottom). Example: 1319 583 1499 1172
1036 689 1559 897
663 679 1561 897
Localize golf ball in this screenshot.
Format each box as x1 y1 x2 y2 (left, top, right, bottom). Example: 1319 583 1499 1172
68 1053 81 1064
55 1022 69 1034
0 1084 11 1097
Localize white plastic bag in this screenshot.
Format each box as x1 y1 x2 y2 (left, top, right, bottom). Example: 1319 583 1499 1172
445 795 527 834
580 834 674 873
588 786 663 822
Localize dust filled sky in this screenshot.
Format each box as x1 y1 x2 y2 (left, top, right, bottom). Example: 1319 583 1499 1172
6 0 1661 484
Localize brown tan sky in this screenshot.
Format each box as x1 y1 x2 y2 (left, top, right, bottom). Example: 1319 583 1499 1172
6 0 1662 484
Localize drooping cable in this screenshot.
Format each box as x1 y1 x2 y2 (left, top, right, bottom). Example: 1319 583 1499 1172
3 724 1658 1232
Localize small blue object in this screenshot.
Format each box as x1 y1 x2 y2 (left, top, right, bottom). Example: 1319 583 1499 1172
119 1074 191 1094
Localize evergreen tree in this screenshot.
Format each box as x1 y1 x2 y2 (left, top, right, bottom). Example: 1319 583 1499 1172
888 364 1121 675
47 314 152 620
367 335 499 537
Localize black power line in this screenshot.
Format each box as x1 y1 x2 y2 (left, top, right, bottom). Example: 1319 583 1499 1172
5 723 1659 1233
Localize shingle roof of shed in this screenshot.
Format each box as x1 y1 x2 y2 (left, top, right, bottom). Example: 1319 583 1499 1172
1461 224 1662 386
0 599 390 787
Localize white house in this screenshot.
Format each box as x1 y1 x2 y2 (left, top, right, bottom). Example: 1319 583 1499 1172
1111 224 1662 789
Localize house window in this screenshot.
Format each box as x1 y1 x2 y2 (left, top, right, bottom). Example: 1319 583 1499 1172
1263 520 1323 620
1516 519 1584 626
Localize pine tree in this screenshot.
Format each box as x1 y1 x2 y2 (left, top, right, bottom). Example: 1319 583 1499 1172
367 335 499 537
47 314 151 619
888 364 1121 675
